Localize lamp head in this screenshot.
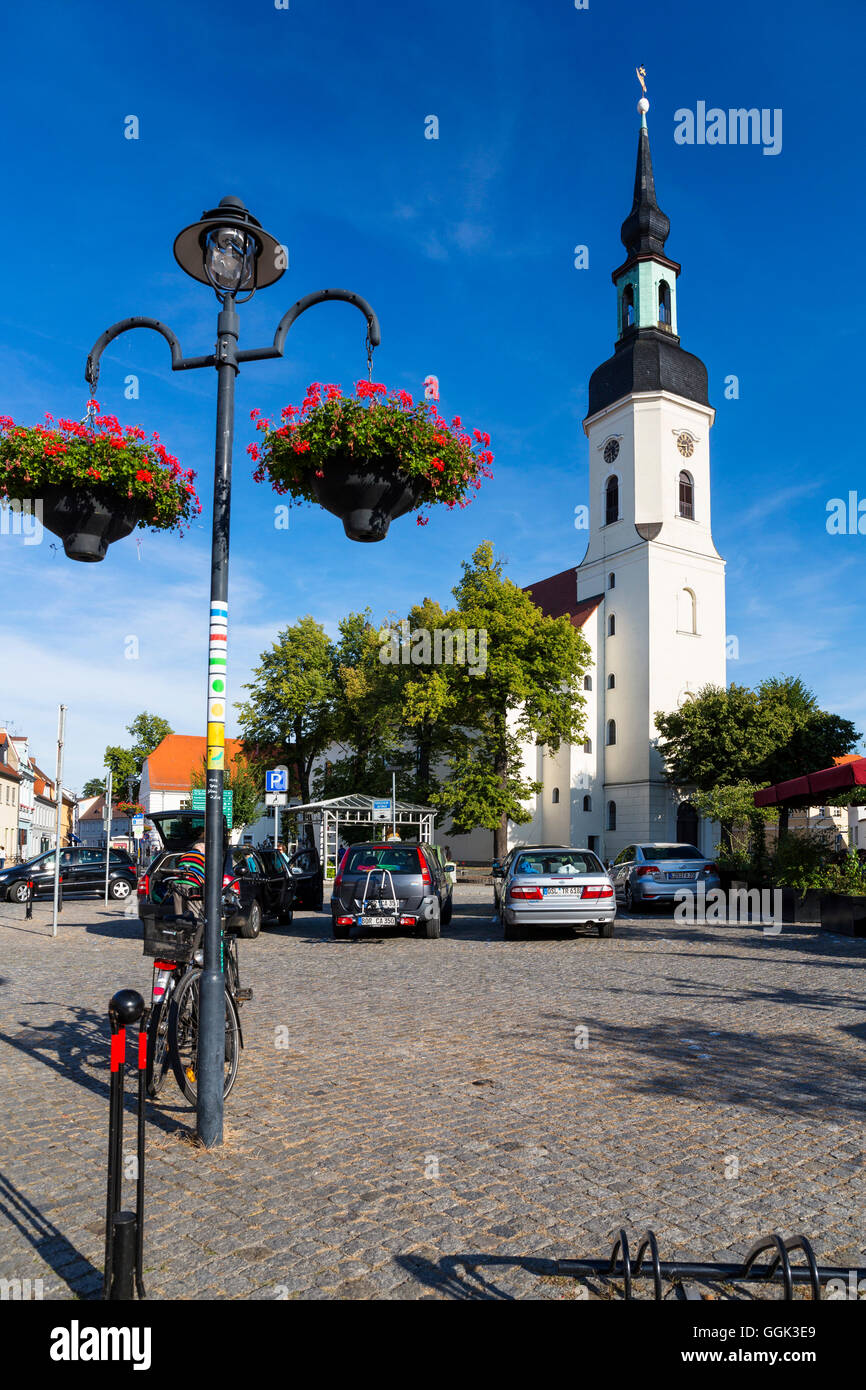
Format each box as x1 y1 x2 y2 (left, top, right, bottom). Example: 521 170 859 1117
173 196 284 296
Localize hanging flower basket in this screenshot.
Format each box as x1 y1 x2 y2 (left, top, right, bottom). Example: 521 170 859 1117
0 407 201 562
248 382 494 542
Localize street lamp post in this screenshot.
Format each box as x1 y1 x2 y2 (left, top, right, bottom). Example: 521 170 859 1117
85 196 381 1147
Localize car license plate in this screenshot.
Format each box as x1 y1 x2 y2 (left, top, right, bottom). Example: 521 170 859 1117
544 886 580 896
668 872 695 880
358 915 396 926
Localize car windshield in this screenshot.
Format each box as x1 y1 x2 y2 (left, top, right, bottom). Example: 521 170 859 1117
345 846 420 874
641 845 704 860
513 852 601 875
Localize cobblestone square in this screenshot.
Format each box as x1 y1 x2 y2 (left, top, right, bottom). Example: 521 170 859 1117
1 888 863 1299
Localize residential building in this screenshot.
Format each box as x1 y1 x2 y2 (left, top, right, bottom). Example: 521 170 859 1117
0 732 21 863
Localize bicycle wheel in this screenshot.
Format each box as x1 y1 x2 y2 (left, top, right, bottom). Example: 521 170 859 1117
146 994 172 1098
167 968 240 1105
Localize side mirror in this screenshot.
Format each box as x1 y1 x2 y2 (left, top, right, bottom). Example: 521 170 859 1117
491 864 505 878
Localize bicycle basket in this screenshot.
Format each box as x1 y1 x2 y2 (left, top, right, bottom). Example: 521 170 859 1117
142 913 202 963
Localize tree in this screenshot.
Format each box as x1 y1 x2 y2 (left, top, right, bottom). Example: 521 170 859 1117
435 541 592 859
104 745 139 796
190 751 262 830
127 712 174 769
236 617 338 803
81 777 105 799
755 676 859 786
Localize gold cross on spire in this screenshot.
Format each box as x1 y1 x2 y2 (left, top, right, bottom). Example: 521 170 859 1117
636 65 647 96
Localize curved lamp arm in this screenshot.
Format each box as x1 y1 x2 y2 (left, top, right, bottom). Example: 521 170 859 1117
84 288 381 388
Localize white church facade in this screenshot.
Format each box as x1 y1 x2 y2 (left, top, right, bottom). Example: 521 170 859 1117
447 104 727 865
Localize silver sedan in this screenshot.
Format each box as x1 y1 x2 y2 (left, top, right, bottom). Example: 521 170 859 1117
493 845 616 939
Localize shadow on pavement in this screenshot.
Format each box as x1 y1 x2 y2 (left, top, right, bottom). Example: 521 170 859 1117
394 1250 557 1299
0 1170 102 1300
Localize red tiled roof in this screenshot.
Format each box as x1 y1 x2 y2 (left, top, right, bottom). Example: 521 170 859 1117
524 568 604 629
145 734 246 791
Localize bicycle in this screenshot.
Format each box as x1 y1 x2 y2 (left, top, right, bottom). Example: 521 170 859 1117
144 890 250 1104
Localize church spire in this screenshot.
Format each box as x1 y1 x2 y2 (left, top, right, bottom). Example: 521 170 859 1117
619 105 671 261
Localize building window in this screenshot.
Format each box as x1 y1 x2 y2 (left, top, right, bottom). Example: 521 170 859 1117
658 280 671 325
608 614 616 637
605 476 619 526
622 284 635 331
607 801 617 831
606 719 617 746
584 675 592 691
583 737 592 754
583 794 592 812
552 787 560 804
607 673 616 689
678 587 697 634
678 470 694 519
608 572 615 589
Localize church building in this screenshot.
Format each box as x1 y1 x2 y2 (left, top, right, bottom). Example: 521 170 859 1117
516 99 727 863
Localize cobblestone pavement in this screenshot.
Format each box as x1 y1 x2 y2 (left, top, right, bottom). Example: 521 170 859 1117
1 888 864 1300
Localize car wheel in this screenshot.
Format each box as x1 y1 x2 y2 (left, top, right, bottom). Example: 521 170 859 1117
440 894 453 927
625 885 641 914
110 878 132 900
12 881 30 903
423 907 441 939
238 899 262 940
332 917 350 940
598 919 615 938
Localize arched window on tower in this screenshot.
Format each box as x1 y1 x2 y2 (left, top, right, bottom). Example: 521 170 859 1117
607 800 617 831
676 801 699 846
608 572 616 589
584 675 592 691
605 476 619 526
658 280 671 326
583 737 592 754
622 283 635 332
679 470 694 520
677 587 697 634
608 614 616 637
606 719 617 746
583 794 592 813
551 787 560 804
607 673 616 689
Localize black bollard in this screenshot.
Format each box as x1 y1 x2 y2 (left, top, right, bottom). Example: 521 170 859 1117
103 989 146 1300
25 879 33 920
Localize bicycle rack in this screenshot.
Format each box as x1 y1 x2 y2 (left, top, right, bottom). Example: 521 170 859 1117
360 868 398 918
557 1229 863 1300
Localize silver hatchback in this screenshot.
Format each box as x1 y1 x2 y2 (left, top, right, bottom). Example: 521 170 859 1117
610 843 720 911
493 845 616 939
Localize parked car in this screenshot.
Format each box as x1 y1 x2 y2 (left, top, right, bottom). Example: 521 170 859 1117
609 843 720 911
330 841 453 938
258 848 301 925
493 845 615 938
0 846 137 902
137 811 281 940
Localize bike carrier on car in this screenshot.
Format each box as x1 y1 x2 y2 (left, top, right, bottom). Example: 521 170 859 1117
557 1228 864 1299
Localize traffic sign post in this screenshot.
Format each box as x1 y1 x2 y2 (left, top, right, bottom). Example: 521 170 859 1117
266 767 289 847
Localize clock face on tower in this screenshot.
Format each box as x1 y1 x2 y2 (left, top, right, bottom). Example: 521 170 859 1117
676 433 694 458
603 439 620 465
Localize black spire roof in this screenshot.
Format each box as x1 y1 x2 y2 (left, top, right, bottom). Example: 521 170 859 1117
619 120 670 259
586 115 709 418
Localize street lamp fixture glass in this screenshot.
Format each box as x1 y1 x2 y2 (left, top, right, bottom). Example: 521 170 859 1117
204 226 255 293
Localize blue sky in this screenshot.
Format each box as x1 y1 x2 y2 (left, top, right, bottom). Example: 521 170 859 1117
1 0 864 790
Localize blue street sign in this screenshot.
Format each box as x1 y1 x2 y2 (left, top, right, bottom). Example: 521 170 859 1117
372 797 392 821
266 769 288 792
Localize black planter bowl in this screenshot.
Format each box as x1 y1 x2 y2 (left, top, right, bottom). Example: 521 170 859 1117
309 453 423 542
39 485 144 562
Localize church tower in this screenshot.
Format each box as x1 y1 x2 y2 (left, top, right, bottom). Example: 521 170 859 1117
576 94 727 854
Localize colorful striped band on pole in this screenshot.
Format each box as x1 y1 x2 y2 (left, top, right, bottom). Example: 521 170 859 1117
207 601 228 770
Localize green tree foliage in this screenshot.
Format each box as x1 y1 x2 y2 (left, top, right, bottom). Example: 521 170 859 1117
100 711 174 801
435 541 592 859
81 777 106 799
236 616 338 803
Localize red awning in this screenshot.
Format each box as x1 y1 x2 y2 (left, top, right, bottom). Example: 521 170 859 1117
753 756 866 808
